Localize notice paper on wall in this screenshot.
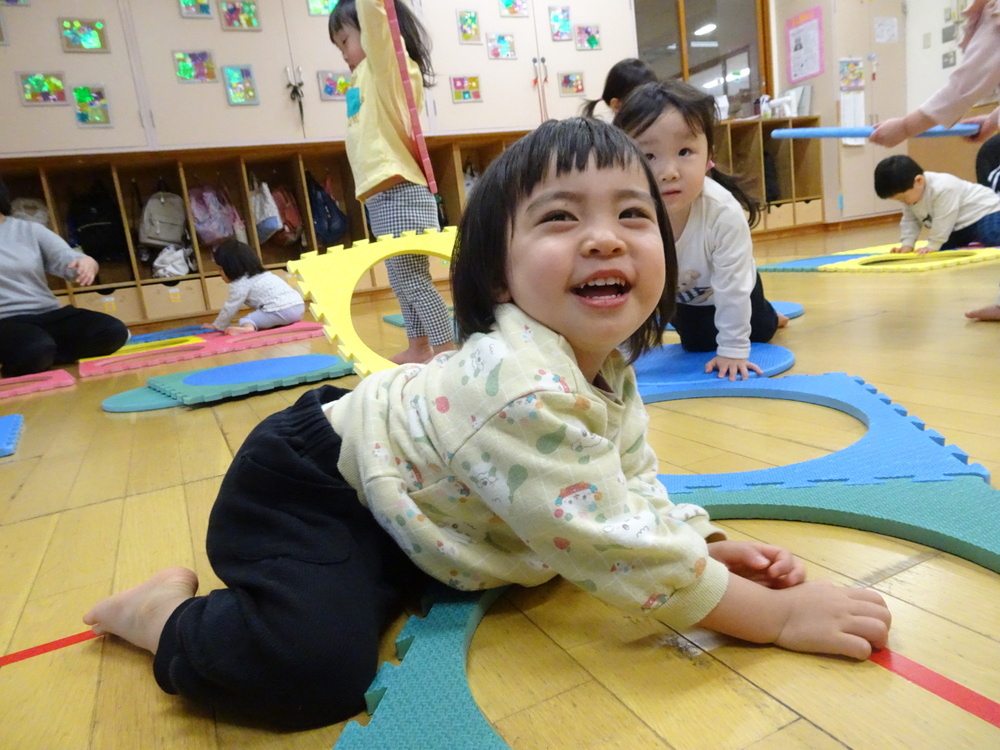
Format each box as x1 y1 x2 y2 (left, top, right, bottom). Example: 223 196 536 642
838 57 865 145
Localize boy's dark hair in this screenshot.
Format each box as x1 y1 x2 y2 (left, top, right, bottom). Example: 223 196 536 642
329 0 434 88
581 57 657 118
0 177 11 216
213 239 265 280
874 155 924 199
614 80 762 228
451 117 678 365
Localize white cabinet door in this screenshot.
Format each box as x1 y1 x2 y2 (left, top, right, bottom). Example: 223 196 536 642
278 0 351 142
532 0 638 121
0 0 148 156
127 1 304 148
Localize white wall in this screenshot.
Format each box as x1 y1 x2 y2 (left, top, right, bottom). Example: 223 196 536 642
904 0 970 112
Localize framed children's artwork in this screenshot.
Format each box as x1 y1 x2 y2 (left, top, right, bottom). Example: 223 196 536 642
318 70 351 100
559 72 585 97
457 10 481 44
574 25 601 50
307 0 337 16
486 33 516 60
451 75 482 104
223 65 258 105
179 1 213 18
219 2 260 31
498 0 528 18
73 85 112 126
549 6 571 41
174 51 217 83
59 19 110 53
18 72 68 105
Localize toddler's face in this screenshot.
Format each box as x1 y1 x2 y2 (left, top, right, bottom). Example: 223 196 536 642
891 175 926 206
500 157 665 381
331 23 365 72
631 108 711 221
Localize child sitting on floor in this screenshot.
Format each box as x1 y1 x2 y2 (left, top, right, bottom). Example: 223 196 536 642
84 118 891 731
209 239 306 334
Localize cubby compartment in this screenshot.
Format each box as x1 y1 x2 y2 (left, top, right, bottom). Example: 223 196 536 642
204 274 230 311
300 150 358 249
795 199 824 225
141 279 208 320
72 286 144 325
243 155 310 268
179 157 248 273
116 159 192 280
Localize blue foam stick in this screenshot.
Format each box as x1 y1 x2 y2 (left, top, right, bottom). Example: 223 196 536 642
770 124 979 139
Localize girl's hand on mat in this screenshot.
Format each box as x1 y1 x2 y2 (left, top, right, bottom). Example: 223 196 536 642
709 540 807 589
915 246 934 256
707 355 763 382
890 245 914 254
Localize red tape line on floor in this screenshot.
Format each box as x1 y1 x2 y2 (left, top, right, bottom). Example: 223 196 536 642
0 630 100 667
870 647 1000 728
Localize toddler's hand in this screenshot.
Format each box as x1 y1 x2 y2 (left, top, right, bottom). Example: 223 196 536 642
709 540 806 588
915 245 934 255
706 355 763 382
890 245 914 254
774 581 891 660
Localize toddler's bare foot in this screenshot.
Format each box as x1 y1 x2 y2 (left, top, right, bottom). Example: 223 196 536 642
225 323 257 335
83 567 198 653
965 304 1000 321
777 313 790 328
389 346 435 365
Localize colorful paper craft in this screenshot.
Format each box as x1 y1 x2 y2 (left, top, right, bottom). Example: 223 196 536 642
318 70 351 100
18 72 67 105
487 33 516 59
457 10 480 44
307 0 336 15
574 24 601 50
451 76 482 103
219 1 259 30
73 86 111 126
223 65 258 105
174 51 217 83
179 0 212 18
60 18 108 52
549 7 571 40
559 72 585 97
499 0 528 17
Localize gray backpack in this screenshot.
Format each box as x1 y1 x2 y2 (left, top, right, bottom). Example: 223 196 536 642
139 190 187 248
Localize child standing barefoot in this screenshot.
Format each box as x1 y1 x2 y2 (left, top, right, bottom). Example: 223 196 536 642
85 118 890 731
330 0 453 364
615 81 788 381
209 239 305 334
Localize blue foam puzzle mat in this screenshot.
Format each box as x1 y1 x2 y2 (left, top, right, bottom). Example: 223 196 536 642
335 586 509 750
759 254 875 271
0 414 24 457
633 343 794 386
101 387 184 413
772 300 803 319
145 354 353 405
129 325 212 343
642 373 990 493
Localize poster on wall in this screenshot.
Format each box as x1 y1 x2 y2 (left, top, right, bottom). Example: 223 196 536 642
786 7 823 84
499 0 528 18
73 85 112 126
174 51 217 82
838 58 865 146
549 7 571 41
18 72 68 105
223 65 258 104
451 75 482 103
60 19 110 52
487 33 516 59
318 70 350 99
219 2 260 31
574 25 600 50
559 72 585 97
457 10 481 44
179 1 213 18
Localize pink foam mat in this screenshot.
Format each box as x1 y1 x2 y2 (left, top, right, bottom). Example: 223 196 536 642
78 322 326 378
0 369 76 399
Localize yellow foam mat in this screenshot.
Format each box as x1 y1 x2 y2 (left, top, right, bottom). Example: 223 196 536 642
831 241 929 255
288 228 456 377
78 335 206 362
824 246 1000 272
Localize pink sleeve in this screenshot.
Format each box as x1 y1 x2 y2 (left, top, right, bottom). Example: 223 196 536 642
920 2 1000 126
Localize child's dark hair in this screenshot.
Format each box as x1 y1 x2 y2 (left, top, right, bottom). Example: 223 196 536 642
581 58 657 118
614 80 762 228
213 239 265 281
0 177 11 216
451 117 677 365
329 0 434 88
874 155 924 199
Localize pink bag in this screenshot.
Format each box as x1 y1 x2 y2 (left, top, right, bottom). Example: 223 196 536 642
189 184 241 246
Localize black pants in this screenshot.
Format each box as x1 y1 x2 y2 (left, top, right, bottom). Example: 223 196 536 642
671 272 779 353
153 386 430 730
0 306 129 377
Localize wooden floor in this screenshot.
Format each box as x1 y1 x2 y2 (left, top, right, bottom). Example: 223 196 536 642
2 221 999 749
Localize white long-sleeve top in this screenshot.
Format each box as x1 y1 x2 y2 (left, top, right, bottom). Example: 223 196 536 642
673 178 757 360
324 304 730 631
212 271 304 329
899 171 1000 251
